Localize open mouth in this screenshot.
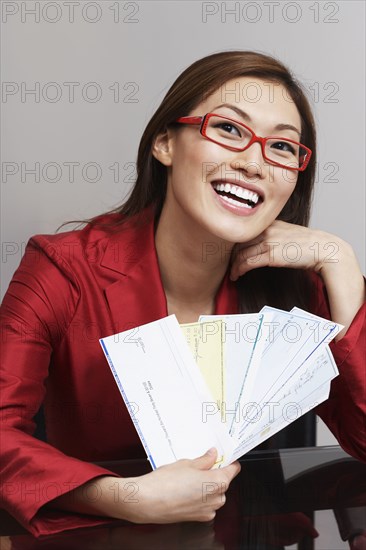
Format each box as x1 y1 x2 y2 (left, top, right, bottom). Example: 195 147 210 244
212 182 263 209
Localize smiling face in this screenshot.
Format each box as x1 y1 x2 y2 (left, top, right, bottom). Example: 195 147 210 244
152 77 303 245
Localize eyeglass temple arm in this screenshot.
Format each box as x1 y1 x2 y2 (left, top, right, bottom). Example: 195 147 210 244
175 116 203 125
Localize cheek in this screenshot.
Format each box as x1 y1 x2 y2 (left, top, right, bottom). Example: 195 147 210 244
173 140 223 185
275 169 298 203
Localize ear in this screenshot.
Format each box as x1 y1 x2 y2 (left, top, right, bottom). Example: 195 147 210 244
151 129 174 167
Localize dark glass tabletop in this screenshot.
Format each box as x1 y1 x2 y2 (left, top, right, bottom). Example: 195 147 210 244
1 446 365 549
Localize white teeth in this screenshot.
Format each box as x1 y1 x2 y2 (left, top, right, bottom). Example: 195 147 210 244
220 195 252 208
212 182 260 204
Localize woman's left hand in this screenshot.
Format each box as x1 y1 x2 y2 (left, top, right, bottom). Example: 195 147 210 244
230 220 365 338
230 220 343 281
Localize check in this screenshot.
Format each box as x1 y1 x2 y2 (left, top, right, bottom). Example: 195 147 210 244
100 315 234 469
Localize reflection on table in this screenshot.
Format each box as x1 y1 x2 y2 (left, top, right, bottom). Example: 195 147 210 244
1 446 365 549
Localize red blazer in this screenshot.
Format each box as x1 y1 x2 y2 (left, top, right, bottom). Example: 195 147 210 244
1 211 365 537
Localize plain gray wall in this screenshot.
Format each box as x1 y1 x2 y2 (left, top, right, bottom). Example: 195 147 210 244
1 1 365 446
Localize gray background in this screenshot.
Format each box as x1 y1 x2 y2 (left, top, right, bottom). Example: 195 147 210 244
1 0 365 448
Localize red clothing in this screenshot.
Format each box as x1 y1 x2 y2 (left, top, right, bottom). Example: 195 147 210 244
1 211 365 537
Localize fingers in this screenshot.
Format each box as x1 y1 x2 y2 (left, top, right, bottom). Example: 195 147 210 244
133 452 241 524
216 460 241 495
191 450 241 482
225 460 242 480
190 453 240 518
199 461 241 518
200 480 227 520
231 221 342 280
231 224 312 280
192 447 218 470
231 243 270 280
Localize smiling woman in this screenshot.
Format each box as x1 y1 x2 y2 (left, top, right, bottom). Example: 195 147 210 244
0 50 365 537
153 78 303 252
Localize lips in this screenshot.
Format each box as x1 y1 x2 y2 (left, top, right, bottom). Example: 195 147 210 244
211 180 264 209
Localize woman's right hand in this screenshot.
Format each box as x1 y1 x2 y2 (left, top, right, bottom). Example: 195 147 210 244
50 448 241 524
119 448 241 524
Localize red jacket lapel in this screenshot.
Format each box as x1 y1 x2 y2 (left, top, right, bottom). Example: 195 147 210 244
99 209 238 332
100 211 168 333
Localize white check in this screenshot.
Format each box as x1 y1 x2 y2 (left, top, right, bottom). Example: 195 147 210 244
100 315 234 469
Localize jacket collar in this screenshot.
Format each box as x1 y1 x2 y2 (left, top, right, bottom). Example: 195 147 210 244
100 208 238 333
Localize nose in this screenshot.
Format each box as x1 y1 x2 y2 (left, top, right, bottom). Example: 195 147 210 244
229 141 267 179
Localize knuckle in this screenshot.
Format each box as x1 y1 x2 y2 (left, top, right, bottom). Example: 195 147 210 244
224 469 236 482
198 511 216 522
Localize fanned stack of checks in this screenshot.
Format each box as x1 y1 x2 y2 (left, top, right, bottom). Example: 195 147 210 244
100 307 342 469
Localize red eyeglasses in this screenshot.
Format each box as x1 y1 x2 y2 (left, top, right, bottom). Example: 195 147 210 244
174 113 312 172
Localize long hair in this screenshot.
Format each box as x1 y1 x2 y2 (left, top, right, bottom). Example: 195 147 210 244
93 51 317 312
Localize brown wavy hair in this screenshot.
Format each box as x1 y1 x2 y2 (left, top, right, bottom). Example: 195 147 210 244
96 50 317 312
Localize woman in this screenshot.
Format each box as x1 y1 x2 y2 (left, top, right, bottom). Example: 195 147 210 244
1 50 365 537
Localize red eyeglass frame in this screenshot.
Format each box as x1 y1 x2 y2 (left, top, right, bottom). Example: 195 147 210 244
174 113 312 172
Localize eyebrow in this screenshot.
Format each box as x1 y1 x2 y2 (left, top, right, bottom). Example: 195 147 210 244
212 103 302 137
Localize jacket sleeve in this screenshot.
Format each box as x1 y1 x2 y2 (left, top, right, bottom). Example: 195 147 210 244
0 237 120 537
312 274 366 462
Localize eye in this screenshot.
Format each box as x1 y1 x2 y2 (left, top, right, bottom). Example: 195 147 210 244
271 140 296 154
215 122 242 137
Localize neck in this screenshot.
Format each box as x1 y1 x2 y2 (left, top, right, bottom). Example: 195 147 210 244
155 203 234 317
